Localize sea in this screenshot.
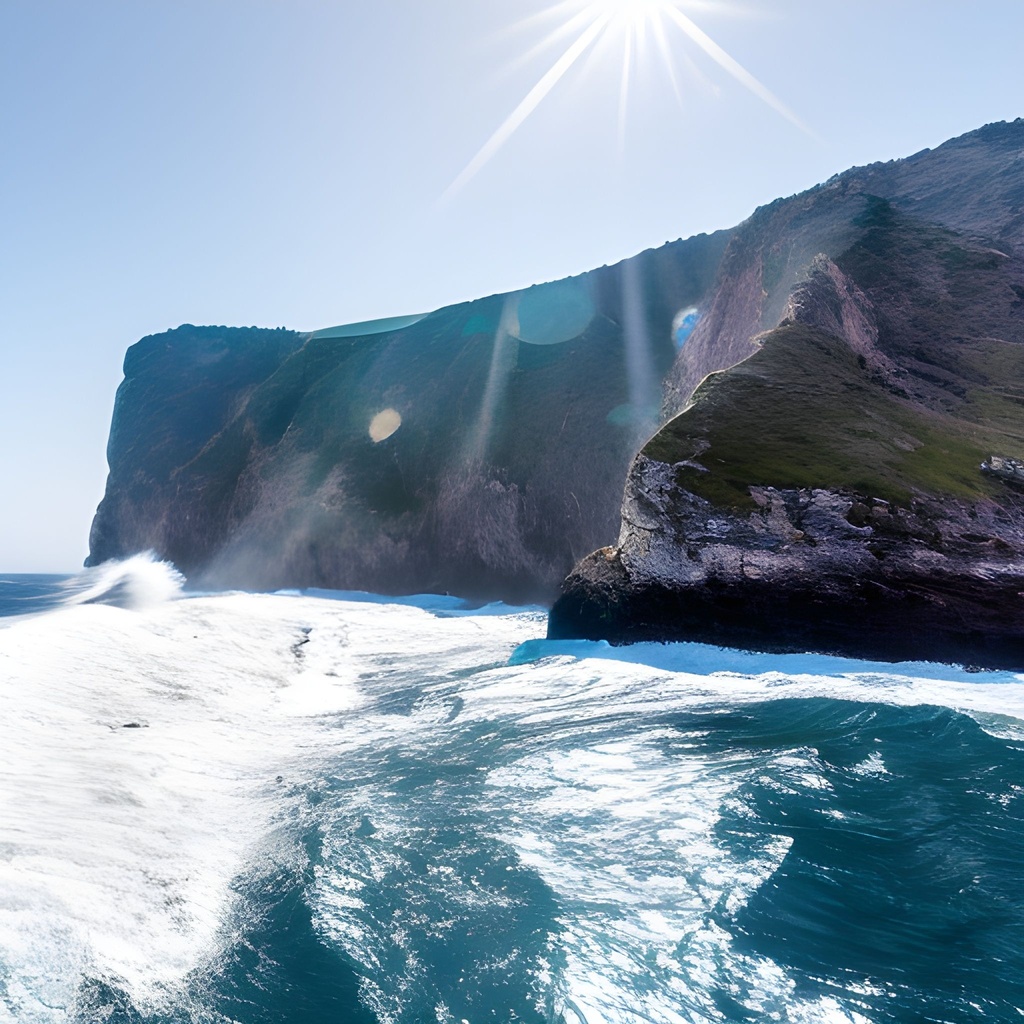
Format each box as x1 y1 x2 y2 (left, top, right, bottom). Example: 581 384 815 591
1 556 1022 1024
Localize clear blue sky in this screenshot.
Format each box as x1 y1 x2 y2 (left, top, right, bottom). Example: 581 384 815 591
1 0 1021 572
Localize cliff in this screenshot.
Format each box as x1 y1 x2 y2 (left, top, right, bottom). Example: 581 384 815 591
550 121 1024 667
90 119 1024 638
88 234 729 601
664 119 1024 411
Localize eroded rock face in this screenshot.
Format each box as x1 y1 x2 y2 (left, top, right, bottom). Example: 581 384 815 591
549 455 1024 667
663 118 1024 417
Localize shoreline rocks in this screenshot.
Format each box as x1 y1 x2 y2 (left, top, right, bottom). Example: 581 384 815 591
549 458 1024 668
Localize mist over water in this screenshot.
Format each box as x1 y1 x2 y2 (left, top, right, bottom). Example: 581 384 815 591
1 560 1022 1023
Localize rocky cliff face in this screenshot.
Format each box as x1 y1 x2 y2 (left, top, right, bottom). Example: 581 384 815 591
663 119 1024 413
550 120 1024 667
549 454 1024 666
88 234 728 600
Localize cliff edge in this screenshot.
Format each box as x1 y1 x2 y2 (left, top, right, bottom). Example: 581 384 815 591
89 119 1024 635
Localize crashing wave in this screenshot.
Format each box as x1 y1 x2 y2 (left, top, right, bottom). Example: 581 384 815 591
60 552 185 610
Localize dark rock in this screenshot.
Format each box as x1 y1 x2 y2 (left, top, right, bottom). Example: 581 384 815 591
550 462 1024 667
982 455 1024 487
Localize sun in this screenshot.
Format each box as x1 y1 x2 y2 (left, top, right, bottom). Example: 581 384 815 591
589 0 666 24
441 0 807 201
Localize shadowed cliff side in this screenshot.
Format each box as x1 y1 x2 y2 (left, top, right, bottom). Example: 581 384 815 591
87 326 305 568
88 233 728 601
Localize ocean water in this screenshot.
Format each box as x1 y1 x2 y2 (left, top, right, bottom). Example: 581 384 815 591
1 558 1022 1024
0 575 73 618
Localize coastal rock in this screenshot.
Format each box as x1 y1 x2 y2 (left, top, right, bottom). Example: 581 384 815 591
663 118 1024 416
551 154 1024 666
982 456 1024 487
551 458 1024 667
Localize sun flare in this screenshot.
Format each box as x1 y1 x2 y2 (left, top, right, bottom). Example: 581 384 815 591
442 0 807 200
589 0 665 23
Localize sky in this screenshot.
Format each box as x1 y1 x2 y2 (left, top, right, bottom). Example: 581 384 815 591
1 0 1022 572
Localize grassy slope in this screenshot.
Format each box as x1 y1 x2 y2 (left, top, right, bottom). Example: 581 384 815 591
643 201 1024 510
644 322 1024 510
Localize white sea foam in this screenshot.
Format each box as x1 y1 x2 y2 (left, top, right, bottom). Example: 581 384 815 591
1 568 1022 1022
302 609 1023 1023
0 586 355 1019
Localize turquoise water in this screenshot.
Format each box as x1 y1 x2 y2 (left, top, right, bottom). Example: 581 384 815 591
1 563 1022 1023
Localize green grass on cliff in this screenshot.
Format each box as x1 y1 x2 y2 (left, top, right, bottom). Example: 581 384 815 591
643 322 1022 509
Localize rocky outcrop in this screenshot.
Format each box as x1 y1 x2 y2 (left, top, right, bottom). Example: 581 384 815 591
982 456 1024 488
549 455 1024 667
551 143 1024 666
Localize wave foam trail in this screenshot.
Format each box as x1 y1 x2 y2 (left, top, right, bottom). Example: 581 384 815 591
0 590 368 1021
59 553 186 610
1 591 1022 1023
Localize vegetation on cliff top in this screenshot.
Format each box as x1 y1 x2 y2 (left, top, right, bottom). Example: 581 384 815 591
643 202 1024 510
644 321 1024 510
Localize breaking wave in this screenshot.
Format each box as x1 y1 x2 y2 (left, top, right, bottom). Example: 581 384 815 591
60 553 186 610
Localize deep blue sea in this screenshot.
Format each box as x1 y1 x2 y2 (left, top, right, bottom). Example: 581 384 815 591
0 574 72 618
1 558 1022 1024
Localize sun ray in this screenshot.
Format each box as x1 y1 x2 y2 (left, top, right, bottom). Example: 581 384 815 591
650 15 686 111
501 0 582 37
617 21 634 153
441 11 612 203
621 257 657 417
466 298 519 464
501 2 605 78
559 10 618 110
660 3 812 134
